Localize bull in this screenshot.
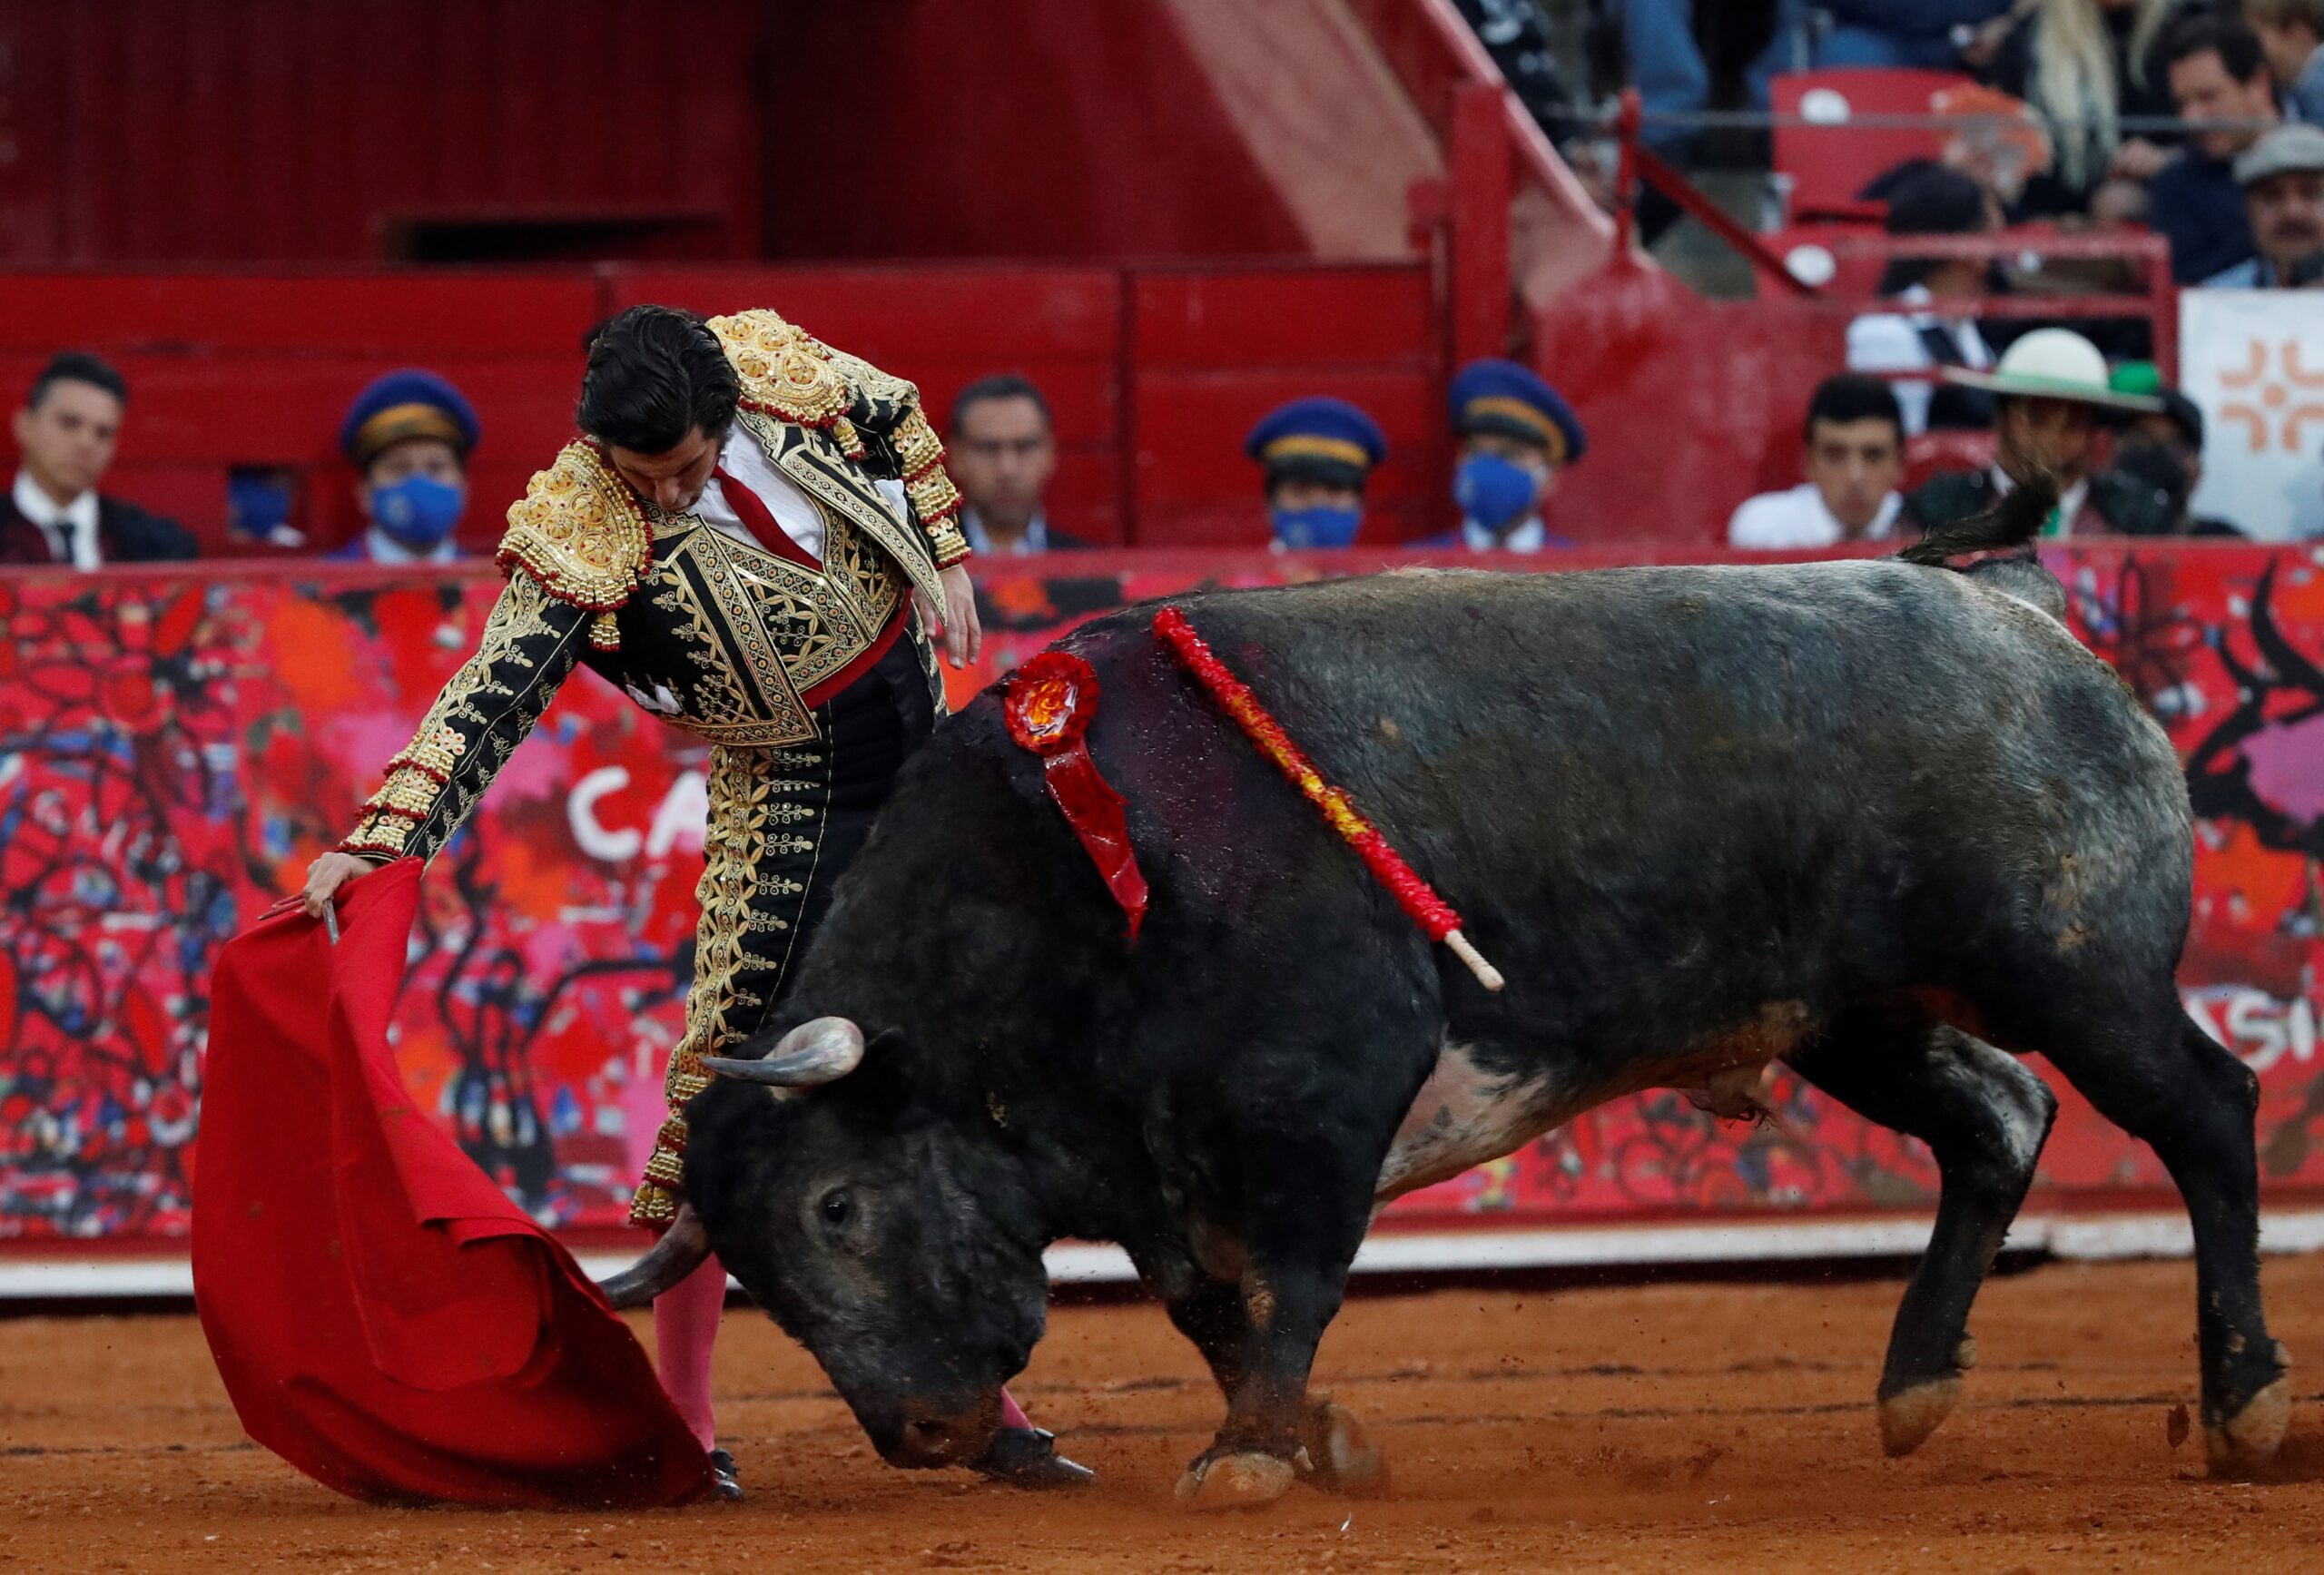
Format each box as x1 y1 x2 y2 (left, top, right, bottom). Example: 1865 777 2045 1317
603 495 2290 1505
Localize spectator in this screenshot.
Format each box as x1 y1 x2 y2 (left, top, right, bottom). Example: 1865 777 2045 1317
330 370 480 564
1728 375 1908 548
1903 326 2171 534
0 352 193 567
1817 0 2014 69
1428 359 1586 553
1979 0 2182 217
1243 398 1385 550
2205 123 2324 285
948 374 1088 555
2102 360 2242 534
2249 0 2324 123
1928 82 2061 212
1846 165 2001 434
2152 15 2281 282
1616 0 1807 175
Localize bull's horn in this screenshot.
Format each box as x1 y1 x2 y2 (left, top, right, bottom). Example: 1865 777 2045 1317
702 1016 865 1088
596 1203 709 1310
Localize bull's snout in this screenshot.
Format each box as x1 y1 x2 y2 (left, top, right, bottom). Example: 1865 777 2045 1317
883 1393 1002 1470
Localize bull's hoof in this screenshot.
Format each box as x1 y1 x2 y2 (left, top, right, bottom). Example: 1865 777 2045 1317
2206 1374 2292 1475
1173 1451 1297 1511
1300 1401 1388 1497
1877 1375 1961 1458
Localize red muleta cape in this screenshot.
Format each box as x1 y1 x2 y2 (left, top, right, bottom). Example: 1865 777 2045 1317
192 859 711 1508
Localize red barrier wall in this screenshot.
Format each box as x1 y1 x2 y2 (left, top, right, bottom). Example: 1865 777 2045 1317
5 545 2324 1248
0 262 1449 555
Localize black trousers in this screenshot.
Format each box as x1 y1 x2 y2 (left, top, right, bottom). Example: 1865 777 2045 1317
629 625 941 1223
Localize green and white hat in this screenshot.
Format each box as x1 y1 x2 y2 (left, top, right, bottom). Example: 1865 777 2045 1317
1942 328 2163 412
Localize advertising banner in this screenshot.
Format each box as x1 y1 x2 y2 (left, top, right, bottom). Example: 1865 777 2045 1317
2182 289 2324 542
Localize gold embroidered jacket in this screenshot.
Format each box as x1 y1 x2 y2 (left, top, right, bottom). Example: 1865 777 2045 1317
340 309 968 862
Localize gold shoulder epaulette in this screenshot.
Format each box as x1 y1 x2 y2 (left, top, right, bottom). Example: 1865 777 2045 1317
495 441 653 651
816 341 920 412
709 310 865 461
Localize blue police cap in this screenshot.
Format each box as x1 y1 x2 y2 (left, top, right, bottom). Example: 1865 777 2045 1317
1448 359 1585 468
340 369 481 469
1243 397 1387 489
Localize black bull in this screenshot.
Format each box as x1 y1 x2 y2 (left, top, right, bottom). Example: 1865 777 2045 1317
603 553 2290 1505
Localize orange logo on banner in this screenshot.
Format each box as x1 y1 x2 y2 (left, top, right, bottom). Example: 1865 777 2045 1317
2218 340 2324 453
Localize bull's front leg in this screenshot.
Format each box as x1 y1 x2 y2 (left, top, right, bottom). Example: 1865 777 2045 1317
1164 1278 1385 1503
1172 1133 1384 1511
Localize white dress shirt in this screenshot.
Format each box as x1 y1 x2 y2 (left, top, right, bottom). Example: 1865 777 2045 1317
1727 483 1901 550
1846 284 1994 437
691 428 830 561
13 469 102 568
963 507 1051 556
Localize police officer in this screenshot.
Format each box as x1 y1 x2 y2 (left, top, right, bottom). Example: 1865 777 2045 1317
1243 397 1386 550
331 369 481 563
1433 359 1586 553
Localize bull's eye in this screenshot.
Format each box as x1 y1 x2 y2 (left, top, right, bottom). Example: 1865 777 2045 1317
819 1189 852 1227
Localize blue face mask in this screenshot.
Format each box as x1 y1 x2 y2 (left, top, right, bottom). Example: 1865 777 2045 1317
1270 504 1362 550
1453 454 1542 534
370 474 466 550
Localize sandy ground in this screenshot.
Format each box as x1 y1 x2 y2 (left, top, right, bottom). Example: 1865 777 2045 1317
5 1254 2324 1573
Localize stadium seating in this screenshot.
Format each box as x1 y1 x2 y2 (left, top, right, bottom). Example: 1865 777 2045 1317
1771 68 1974 223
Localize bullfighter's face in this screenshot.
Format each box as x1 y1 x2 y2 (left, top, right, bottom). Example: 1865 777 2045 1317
679 1041 1051 1471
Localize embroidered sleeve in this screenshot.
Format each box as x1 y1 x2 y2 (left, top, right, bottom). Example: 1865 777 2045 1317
888 405 969 567
820 344 969 567
338 573 592 863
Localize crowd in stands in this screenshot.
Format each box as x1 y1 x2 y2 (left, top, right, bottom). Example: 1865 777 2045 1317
5 5 2319 569
0 323 2271 572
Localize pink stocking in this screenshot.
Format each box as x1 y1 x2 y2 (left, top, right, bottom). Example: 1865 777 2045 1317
999 1387 1031 1432
654 1250 726 1453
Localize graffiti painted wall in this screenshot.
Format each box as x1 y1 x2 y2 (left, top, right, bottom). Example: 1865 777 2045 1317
3 545 2322 1245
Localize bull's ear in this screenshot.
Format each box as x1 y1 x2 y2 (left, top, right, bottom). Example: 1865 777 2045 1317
703 1016 864 1088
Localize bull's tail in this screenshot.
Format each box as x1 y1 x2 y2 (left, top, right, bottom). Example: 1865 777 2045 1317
1896 471 2058 566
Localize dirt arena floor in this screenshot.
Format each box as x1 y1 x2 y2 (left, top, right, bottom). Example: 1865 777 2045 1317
6 1254 2324 1573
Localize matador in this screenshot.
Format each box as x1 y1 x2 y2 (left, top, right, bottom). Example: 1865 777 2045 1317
301 304 1088 1496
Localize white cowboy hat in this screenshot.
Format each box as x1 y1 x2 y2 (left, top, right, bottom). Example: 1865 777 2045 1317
1941 328 2163 412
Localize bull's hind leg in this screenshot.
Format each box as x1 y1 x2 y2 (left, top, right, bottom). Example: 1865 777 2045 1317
1789 1010 2057 1456
2034 1005 2290 1472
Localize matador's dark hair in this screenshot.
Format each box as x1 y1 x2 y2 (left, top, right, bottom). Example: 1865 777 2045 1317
576 305 739 455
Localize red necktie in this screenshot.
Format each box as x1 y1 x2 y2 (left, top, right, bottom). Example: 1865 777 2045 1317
711 466 816 569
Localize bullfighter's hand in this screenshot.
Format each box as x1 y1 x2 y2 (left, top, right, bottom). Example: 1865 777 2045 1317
916 563 984 670
300 851 377 918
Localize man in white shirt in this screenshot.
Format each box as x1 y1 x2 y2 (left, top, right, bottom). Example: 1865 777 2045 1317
1845 164 1999 435
2 352 194 566
1728 375 1906 550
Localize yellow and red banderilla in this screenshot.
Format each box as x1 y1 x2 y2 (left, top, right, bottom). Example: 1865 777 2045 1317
1151 605 1505 992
